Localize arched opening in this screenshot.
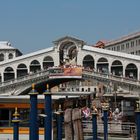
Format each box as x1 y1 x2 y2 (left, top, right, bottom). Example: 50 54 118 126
59 42 77 65
17 64 28 78
111 60 123 76
83 55 94 69
0 53 4 61
125 63 138 79
8 53 13 59
43 56 54 69
4 67 15 81
97 57 109 73
30 60 41 73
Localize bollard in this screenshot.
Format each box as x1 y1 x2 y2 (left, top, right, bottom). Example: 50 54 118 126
135 101 140 140
12 107 20 140
29 83 39 140
44 84 52 140
92 111 97 140
56 105 63 140
102 103 108 140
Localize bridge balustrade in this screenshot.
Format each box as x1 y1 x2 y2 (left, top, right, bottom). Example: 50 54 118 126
0 67 140 95
82 69 140 86
0 69 49 87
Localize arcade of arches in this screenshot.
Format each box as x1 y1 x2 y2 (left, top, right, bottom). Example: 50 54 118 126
0 54 138 82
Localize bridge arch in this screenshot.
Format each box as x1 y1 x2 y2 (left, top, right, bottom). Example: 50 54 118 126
97 57 108 73
125 63 138 79
83 55 94 69
17 63 28 78
43 56 54 69
111 60 123 76
30 60 41 73
59 41 78 65
4 67 15 81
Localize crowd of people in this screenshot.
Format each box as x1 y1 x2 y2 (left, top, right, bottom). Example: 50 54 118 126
81 104 123 122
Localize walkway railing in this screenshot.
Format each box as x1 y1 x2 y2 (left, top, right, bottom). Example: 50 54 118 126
0 69 49 88
82 120 136 137
0 67 140 92
82 69 140 87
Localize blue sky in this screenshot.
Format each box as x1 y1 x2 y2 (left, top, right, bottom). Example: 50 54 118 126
0 0 140 54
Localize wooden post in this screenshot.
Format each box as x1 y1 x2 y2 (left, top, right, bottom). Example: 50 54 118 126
64 108 73 140
72 108 84 140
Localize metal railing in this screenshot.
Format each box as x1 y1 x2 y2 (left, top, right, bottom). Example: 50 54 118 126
82 120 136 138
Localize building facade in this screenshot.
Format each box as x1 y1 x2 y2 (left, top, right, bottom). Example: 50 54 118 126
104 31 140 55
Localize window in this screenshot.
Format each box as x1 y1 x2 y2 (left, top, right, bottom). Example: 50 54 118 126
126 43 129 49
131 41 134 47
8 53 13 59
0 53 4 61
117 45 120 51
139 39 140 45
136 40 138 46
121 44 124 50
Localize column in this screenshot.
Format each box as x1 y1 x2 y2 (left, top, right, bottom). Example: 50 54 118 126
92 111 97 140
29 84 39 140
12 107 20 140
135 101 140 140
102 103 108 140
56 105 63 140
44 84 52 140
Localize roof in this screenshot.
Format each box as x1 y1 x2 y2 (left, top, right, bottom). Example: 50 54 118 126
83 45 140 61
0 47 54 65
0 95 80 103
53 36 86 45
0 41 15 50
105 31 140 47
94 40 107 48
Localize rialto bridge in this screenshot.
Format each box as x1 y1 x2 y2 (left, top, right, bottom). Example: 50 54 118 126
0 36 140 96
